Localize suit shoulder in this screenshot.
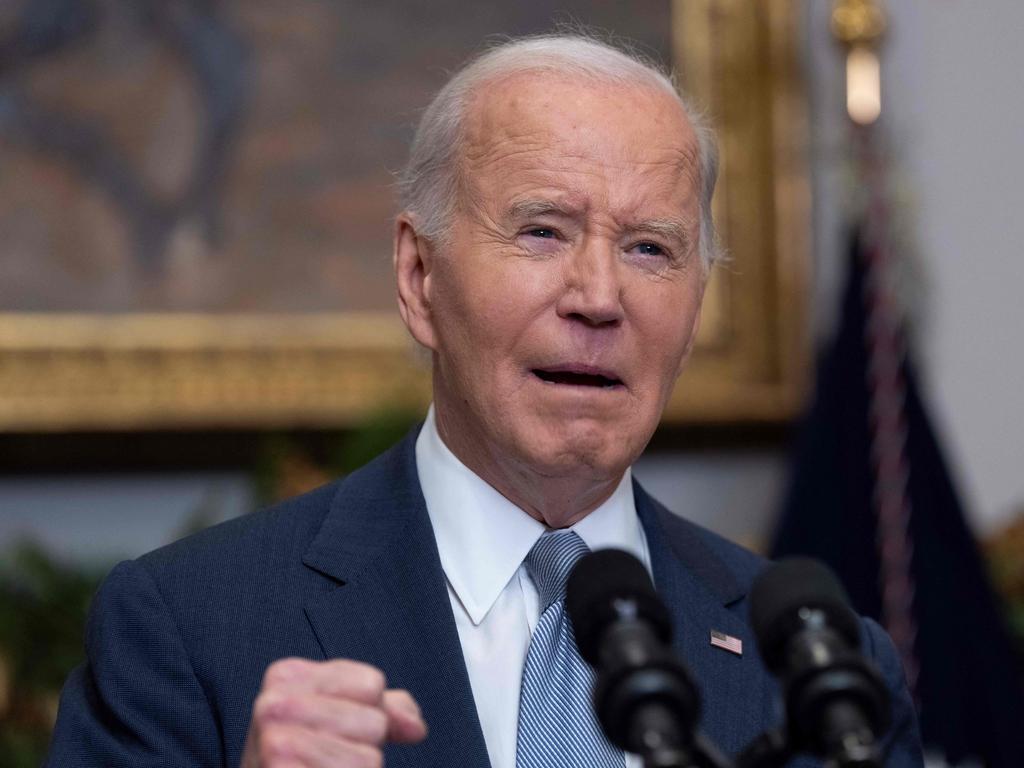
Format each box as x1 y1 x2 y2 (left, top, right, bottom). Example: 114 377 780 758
640 487 770 594
129 430 419 586
135 479 341 581
689 519 770 589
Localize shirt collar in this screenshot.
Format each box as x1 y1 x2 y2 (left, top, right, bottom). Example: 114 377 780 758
572 472 646 567
415 405 645 625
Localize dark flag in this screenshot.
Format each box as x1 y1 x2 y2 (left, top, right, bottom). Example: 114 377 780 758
771 229 1024 767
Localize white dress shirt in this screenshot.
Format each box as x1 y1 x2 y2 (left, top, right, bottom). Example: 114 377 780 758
416 405 649 768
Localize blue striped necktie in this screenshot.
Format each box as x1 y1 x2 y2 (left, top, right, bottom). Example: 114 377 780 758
515 530 626 768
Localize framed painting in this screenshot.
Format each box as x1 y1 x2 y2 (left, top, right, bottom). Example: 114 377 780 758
0 0 808 431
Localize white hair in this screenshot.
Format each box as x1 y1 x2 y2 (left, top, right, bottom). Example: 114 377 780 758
397 34 721 271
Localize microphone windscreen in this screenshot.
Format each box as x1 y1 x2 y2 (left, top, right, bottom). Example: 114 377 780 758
749 558 861 672
566 549 671 664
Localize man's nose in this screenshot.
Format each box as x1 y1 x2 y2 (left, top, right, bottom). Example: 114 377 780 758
555 239 625 327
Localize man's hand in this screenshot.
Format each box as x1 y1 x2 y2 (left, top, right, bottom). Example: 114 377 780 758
240 658 427 767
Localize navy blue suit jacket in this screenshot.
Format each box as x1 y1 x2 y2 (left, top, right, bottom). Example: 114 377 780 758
46 431 922 767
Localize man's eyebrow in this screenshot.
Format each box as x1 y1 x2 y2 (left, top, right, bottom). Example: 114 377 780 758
506 199 582 220
626 218 695 250
505 201 696 251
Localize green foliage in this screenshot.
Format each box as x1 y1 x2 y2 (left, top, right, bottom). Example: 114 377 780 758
0 726 48 768
331 408 423 473
0 543 107 700
0 408 425 764
0 542 111 768
985 517 1024 661
255 408 423 504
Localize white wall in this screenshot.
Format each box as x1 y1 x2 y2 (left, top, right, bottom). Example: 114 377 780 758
806 0 1024 535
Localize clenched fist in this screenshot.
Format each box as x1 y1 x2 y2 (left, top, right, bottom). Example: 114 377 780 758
240 658 427 767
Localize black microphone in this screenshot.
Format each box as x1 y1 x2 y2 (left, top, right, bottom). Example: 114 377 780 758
748 559 892 768
567 549 725 768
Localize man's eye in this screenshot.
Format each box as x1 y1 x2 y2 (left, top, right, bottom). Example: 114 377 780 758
633 242 666 257
526 228 557 239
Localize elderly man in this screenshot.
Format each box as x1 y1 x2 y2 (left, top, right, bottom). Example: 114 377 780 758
46 35 922 768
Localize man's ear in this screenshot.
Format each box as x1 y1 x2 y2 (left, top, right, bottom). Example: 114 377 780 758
393 213 438 351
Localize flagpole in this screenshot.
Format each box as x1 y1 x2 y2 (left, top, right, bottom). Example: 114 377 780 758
831 0 922 704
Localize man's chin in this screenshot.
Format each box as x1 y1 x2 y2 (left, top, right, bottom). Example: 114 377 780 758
511 425 634 480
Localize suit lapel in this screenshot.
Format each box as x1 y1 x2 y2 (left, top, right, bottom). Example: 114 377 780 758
635 482 777 756
301 435 491 768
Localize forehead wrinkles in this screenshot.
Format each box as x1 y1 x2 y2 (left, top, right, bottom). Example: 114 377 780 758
456 73 701 212
671 139 701 195
461 140 698 211
459 83 554 177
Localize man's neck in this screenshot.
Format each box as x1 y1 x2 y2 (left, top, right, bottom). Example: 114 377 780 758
432 406 624 529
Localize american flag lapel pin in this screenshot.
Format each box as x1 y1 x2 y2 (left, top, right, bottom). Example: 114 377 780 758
709 629 743 656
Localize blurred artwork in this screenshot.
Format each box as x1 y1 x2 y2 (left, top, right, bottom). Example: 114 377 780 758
0 0 673 313
0 2 807 430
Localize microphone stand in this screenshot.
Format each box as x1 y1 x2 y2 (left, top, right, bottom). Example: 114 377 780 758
627 704 733 768
734 728 793 768
645 731 732 768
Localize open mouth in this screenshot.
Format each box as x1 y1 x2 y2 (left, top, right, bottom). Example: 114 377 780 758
532 368 623 389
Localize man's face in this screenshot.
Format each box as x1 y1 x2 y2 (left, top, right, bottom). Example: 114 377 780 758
408 73 706 485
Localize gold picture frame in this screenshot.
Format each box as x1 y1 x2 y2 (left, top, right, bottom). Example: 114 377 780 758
0 1 808 431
